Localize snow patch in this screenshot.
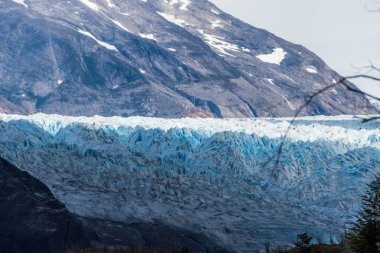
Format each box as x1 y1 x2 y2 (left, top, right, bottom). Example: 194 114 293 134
367 96 380 110
264 79 295 110
179 0 191 10
139 33 157 41
211 20 223 29
256 48 287 65
111 19 130 32
157 12 187 27
198 30 239 57
105 0 115 7
165 0 191 10
11 0 28 8
77 29 118 51
211 9 220 15
79 0 99 11
306 66 318 74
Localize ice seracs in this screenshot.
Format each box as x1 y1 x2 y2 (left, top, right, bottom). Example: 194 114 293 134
0 113 379 251
256 48 287 65
1 113 379 149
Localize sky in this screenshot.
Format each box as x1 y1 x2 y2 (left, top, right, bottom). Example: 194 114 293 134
210 0 380 97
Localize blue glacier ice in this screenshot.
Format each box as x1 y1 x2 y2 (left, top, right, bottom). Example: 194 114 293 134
0 113 379 252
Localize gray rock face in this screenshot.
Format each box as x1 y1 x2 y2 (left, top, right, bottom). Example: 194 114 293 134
0 157 89 253
0 0 376 117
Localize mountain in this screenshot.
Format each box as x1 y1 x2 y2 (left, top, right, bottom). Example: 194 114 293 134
0 0 377 117
0 156 233 253
1 113 379 252
0 157 89 253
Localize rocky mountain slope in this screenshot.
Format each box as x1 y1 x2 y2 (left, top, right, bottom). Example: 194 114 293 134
81 217 232 253
0 0 376 117
0 114 379 252
0 157 89 253
0 156 232 253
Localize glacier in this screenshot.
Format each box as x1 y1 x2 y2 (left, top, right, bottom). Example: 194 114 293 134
0 113 379 252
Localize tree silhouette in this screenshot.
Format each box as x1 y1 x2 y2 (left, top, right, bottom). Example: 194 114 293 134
348 175 380 253
295 233 313 252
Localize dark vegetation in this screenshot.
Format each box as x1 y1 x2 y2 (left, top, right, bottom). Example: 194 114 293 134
348 176 380 253
285 243 349 253
80 248 189 253
263 237 350 253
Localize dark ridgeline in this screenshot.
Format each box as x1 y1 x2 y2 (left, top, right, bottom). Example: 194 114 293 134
0 157 89 253
0 157 232 253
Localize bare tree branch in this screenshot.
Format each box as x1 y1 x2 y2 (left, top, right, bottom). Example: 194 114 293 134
275 73 380 166
351 61 380 74
362 116 380 123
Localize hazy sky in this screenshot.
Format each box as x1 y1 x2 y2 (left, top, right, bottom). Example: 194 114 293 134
210 0 380 97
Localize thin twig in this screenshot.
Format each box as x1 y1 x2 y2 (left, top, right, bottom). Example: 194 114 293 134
275 74 380 166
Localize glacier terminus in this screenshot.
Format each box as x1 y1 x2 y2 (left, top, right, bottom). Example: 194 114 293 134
0 113 379 252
